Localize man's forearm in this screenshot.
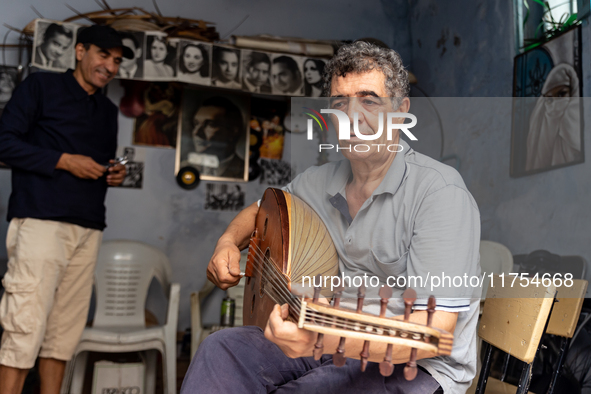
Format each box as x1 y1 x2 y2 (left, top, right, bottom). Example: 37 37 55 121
218 201 259 250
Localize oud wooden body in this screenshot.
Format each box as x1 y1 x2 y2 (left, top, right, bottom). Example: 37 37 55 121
243 188 339 328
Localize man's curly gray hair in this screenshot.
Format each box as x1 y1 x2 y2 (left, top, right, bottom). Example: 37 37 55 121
322 41 409 100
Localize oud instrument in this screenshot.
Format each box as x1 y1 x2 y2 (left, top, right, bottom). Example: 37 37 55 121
243 188 453 379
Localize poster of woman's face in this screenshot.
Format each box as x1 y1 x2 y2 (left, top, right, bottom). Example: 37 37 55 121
211 46 242 90
176 87 250 182
0 66 19 109
271 54 304 96
32 19 78 71
177 40 211 86
242 50 272 94
511 26 584 177
303 58 326 97
143 33 178 81
117 31 145 80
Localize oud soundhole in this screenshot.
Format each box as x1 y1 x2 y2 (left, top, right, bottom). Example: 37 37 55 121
259 248 270 298
263 217 268 240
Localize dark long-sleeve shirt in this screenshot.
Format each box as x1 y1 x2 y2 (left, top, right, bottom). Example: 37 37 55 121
0 70 118 230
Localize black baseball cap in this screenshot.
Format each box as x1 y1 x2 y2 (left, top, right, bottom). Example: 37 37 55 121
76 25 134 59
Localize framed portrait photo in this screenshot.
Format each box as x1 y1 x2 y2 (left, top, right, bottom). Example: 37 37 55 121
177 40 212 86
176 87 250 182
116 31 145 80
211 45 242 89
143 32 178 81
32 19 79 72
271 53 304 96
0 66 20 109
511 26 584 177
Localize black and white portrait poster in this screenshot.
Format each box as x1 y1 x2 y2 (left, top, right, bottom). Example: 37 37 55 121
144 33 178 81
32 19 79 71
511 26 584 177
259 158 292 186
271 54 304 96
303 58 326 97
241 50 272 94
0 66 19 109
177 40 211 86
176 87 250 182
211 45 241 89
204 183 245 211
117 31 145 80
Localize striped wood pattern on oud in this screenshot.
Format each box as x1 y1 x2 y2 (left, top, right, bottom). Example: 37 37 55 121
243 188 339 329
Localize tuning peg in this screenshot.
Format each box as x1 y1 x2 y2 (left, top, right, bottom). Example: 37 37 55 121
402 288 417 322
333 285 344 308
379 285 393 318
313 274 322 302
333 337 347 367
354 283 370 371
313 333 324 360
378 285 395 376
425 295 436 344
404 348 418 380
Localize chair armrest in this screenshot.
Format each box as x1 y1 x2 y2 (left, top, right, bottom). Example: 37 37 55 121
165 283 181 330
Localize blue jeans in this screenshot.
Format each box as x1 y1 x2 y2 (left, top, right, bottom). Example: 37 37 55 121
181 326 442 394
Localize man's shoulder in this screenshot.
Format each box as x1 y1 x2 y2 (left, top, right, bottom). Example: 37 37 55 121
292 161 342 184
404 148 467 192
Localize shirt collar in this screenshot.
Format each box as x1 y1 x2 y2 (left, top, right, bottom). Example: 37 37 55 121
63 69 97 100
326 139 411 198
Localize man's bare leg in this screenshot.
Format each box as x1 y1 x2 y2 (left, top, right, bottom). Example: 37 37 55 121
0 365 29 394
39 357 66 394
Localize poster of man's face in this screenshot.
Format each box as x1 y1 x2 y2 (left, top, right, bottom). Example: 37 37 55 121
116 31 145 80
176 87 250 182
511 26 584 177
211 46 241 90
32 19 78 71
271 54 304 96
0 66 19 109
242 50 272 94
143 33 178 81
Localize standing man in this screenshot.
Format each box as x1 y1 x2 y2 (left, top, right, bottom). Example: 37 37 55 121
0 25 132 394
185 41 480 393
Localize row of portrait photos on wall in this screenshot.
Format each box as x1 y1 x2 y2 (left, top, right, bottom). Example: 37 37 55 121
32 19 327 97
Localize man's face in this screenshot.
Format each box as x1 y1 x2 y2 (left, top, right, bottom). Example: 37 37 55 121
41 33 72 61
218 51 239 82
247 62 270 87
192 105 236 155
74 43 122 92
120 38 140 70
0 73 14 93
329 69 410 160
272 63 295 92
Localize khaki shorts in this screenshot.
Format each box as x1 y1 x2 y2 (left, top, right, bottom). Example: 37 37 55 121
0 218 102 369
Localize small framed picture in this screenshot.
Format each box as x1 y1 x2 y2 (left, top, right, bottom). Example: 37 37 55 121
511 26 584 177
32 19 79 71
241 50 272 93
176 87 250 182
0 66 20 109
211 45 241 89
271 53 304 96
303 58 326 97
143 32 178 81
177 40 212 86
116 31 145 80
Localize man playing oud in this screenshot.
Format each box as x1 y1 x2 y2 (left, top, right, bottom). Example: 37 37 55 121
183 41 480 394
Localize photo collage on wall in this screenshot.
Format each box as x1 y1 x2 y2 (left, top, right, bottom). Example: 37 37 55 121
31 19 328 98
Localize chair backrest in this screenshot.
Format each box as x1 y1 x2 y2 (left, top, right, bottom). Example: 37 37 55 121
478 277 556 363
93 240 172 328
479 241 514 299
546 279 588 338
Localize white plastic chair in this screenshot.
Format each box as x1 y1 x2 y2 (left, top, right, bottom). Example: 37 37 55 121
479 240 513 300
60 240 180 394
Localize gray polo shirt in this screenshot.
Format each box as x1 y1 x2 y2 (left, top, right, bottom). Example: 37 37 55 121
284 139 481 393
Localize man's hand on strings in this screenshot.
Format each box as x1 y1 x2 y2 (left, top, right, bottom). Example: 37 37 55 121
206 239 242 290
265 304 317 358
